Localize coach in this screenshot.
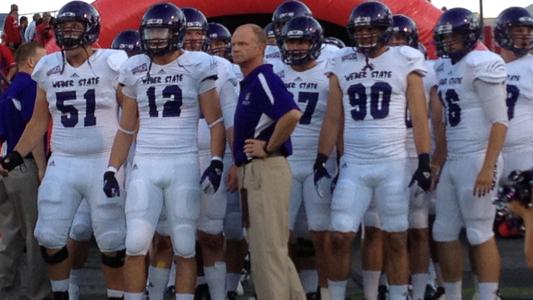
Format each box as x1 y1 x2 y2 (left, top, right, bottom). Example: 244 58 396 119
231 24 305 300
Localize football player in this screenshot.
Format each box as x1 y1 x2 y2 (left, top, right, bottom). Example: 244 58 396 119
277 15 334 300
112 29 142 57
323 37 345 49
267 0 312 72
206 22 232 60
315 2 431 299
391 14 438 300
68 28 141 300
495 7 533 189
104 3 225 300
432 8 508 300
0 1 128 299
264 22 277 46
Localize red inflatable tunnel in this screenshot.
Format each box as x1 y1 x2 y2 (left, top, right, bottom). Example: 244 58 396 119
49 0 443 57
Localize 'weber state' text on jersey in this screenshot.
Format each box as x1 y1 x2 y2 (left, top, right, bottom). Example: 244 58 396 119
197 55 238 157
406 59 438 158
32 49 127 157
327 46 427 163
434 50 507 159
265 44 340 74
504 54 533 152
119 50 217 156
277 60 329 161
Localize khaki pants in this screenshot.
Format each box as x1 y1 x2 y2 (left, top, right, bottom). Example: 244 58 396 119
0 159 50 299
238 156 305 300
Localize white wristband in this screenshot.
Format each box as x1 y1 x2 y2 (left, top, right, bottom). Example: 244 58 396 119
118 124 136 136
211 156 223 162
208 117 223 129
107 166 118 173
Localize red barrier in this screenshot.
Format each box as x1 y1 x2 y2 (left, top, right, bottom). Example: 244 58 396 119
89 0 442 58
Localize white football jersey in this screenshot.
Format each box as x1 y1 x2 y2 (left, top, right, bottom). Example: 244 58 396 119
277 60 329 161
32 49 127 156
197 55 238 157
265 44 340 74
119 50 217 156
503 54 533 152
434 50 507 158
406 60 437 158
327 46 427 163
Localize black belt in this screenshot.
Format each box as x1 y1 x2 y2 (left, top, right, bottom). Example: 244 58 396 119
238 152 283 166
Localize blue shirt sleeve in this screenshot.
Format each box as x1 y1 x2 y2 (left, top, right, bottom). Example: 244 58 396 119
4 74 37 123
257 71 299 120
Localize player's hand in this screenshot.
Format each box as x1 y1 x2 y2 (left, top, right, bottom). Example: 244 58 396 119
0 151 24 177
313 153 331 198
473 166 494 197
103 171 120 198
506 200 531 219
243 139 268 158
201 158 224 195
409 153 431 192
226 164 238 193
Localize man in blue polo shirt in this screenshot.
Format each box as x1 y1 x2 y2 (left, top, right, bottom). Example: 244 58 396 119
0 41 49 299
231 24 305 300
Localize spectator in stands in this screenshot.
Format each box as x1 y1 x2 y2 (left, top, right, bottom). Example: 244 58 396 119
19 16 28 42
35 12 52 47
24 13 40 43
0 43 16 94
3 4 21 50
0 41 50 300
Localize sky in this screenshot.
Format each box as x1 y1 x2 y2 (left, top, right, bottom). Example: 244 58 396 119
7 0 533 18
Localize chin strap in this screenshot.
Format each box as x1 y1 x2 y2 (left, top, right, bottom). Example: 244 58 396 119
363 55 374 71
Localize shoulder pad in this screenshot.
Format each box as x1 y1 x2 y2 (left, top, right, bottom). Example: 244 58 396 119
398 45 424 61
465 50 506 83
106 49 128 72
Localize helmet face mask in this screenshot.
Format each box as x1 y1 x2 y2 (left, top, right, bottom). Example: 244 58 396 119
390 14 418 48
111 30 141 57
206 22 232 59
433 7 480 61
351 26 382 50
280 16 323 66
182 8 208 51
184 28 207 51
142 27 171 54
282 38 312 64
55 21 85 49
54 0 100 50
139 3 186 58
495 7 533 56
389 32 409 46
508 25 533 52
347 2 393 57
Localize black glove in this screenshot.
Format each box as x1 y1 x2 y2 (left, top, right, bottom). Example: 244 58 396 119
103 170 120 198
409 153 432 192
313 153 331 198
201 158 224 194
0 151 24 171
